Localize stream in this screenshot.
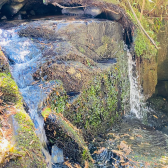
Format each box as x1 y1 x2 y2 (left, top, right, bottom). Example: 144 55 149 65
1 15 168 168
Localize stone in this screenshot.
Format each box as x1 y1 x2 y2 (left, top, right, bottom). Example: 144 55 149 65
51 145 64 163
104 9 122 21
84 6 102 17
0 0 8 10
17 18 123 92
13 14 22 20
30 10 35 16
1 16 7 20
1 3 25 18
8 3 25 15
62 8 84 15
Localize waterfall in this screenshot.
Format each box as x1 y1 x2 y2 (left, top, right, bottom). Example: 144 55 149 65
0 28 53 167
127 51 144 118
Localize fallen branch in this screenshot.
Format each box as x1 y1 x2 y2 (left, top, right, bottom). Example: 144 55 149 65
127 0 159 49
52 2 86 9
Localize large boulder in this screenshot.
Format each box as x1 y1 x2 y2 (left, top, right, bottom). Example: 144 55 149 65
18 18 124 92
0 17 130 166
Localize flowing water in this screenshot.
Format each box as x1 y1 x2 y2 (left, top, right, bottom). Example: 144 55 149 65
0 27 57 167
127 51 144 118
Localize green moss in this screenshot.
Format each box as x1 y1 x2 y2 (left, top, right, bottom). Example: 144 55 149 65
9 107 46 168
126 8 158 58
134 29 157 58
68 71 118 135
50 90 68 114
0 71 46 167
0 73 22 104
41 107 52 118
96 36 113 57
52 49 129 139
78 46 85 54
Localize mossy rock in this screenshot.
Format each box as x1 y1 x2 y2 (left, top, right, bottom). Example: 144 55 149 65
0 73 21 104
42 108 94 165
5 108 46 168
0 72 46 167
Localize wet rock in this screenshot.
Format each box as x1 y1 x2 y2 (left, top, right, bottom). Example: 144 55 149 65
0 17 129 166
30 10 36 16
155 81 168 100
62 8 84 15
84 6 102 17
104 9 122 21
147 109 168 129
51 145 64 163
1 3 25 18
147 96 168 113
16 18 123 92
20 10 26 15
1 16 7 20
157 22 168 81
0 0 8 10
9 3 25 14
13 14 22 20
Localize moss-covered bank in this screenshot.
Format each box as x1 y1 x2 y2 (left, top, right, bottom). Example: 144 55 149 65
0 50 46 167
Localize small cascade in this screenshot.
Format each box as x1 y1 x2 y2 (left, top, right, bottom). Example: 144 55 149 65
0 28 58 167
127 51 145 118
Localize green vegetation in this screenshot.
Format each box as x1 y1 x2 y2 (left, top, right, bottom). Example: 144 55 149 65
0 73 22 104
98 0 167 58
49 89 67 114
126 6 158 58
96 35 118 58
119 0 168 58
134 29 157 58
78 46 85 54
41 107 52 119
72 72 118 133
64 49 129 138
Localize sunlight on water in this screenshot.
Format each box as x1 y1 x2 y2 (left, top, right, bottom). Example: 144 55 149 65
0 28 52 167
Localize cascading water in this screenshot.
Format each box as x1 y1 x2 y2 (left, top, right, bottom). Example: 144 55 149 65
0 27 62 168
127 51 145 118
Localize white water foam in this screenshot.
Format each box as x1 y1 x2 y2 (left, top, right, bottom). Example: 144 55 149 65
128 51 144 118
